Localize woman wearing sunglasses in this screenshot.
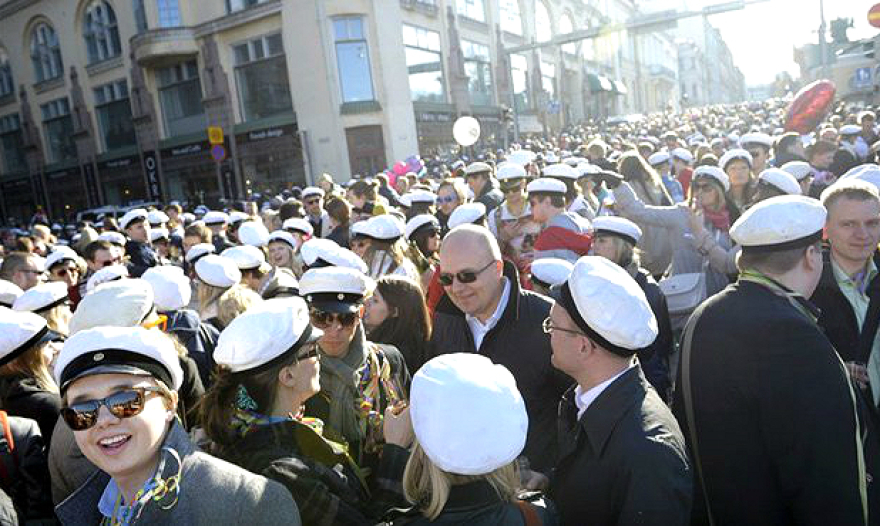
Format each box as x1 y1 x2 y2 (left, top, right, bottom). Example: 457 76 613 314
435 179 468 234
0 309 63 441
52 326 298 525
202 297 412 525
299 266 411 472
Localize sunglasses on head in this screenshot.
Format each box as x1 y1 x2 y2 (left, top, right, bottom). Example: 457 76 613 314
309 309 358 328
438 260 496 287
61 387 163 431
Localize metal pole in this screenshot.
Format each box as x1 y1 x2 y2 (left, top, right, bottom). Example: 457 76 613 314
818 0 830 79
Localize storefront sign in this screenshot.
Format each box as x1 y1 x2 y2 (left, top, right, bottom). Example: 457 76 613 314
45 167 79 180
142 150 163 202
416 112 454 123
237 124 296 144
98 156 136 170
162 141 208 158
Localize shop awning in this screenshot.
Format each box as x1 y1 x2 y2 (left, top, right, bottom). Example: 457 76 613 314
586 73 614 93
612 80 628 95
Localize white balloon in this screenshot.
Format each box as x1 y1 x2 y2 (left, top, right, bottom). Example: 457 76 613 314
453 116 481 147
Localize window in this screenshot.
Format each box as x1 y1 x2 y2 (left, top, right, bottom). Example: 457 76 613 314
402 24 444 103
158 0 181 27
84 0 121 64
227 0 267 14
233 33 293 121
133 0 148 32
456 0 485 22
462 40 492 106
582 18 597 61
535 2 551 43
30 23 63 83
510 53 528 111
40 98 76 163
94 80 136 150
559 14 576 55
541 61 555 99
0 114 26 174
157 60 206 137
499 0 522 35
0 50 13 98
333 17 375 103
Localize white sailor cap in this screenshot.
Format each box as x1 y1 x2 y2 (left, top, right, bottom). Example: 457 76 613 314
718 148 753 170
194 205 209 216
203 211 229 226
411 353 528 475
268 230 298 249
237 221 270 247
464 162 493 176
507 150 536 166
282 218 314 237
527 177 567 195
221 245 267 271
780 161 815 182
730 195 826 252
0 308 52 367
739 132 773 149
671 147 694 163
73 278 152 335
592 216 643 246
300 239 368 273
530 258 573 289
543 163 578 180
758 168 802 196
97 231 126 246
300 266 374 313
147 210 169 226
839 164 880 191
693 165 731 192
301 187 325 199
553 256 658 355
185 243 215 264
195 254 241 288
406 189 437 205
86 265 129 293
119 209 149 230
405 214 441 241
710 137 725 147
0 280 23 308
181 213 196 224
54 326 184 392
149 228 169 243
351 215 406 242
840 124 861 136
545 152 560 163
496 162 527 182
142 266 190 312
45 246 78 270
577 163 601 178
448 202 487 230
228 211 250 225
12 281 69 314
648 151 670 165
213 298 322 374
562 156 587 167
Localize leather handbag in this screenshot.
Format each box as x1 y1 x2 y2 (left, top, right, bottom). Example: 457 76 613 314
659 262 708 316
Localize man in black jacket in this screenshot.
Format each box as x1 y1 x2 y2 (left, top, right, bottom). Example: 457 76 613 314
672 195 868 525
464 162 504 213
429 225 570 473
119 208 157 278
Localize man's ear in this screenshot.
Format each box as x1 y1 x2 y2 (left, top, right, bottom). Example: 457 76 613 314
278 364 298 388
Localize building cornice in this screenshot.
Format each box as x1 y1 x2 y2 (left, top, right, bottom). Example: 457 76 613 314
0 0 40 20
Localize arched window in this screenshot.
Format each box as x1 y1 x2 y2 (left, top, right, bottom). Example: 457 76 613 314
559 14 576 55
30 22 63 83
535 2 551 43
0 50 13 97
84 0 121 63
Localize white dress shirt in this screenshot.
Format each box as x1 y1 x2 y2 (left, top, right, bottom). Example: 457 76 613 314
465 278 511 350
574 361 635 421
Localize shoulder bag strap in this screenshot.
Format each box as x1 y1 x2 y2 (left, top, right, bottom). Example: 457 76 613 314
679 306 715 526
515 500 542 526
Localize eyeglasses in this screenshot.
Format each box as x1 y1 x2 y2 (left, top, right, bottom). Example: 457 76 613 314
61 387 163 431
438 260 497 287
309 309 358 328
53 267 78 278
100 257 123 268
542 317 583 336
501 183 523 194
142 314 168 332
436 195 458 204
295 342 320 363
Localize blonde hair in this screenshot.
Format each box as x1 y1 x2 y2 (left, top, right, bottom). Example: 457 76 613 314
0 343 58 394
402 440 519 520
217 284 262 328
197 282 227 318
41 304 71 336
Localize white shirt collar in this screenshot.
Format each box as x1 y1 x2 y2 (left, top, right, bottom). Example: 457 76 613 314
574 361 635 420
466 277 511 350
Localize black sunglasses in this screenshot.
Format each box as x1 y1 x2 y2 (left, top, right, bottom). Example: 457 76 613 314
309 309 358 328
295 342 320 362
438 260 496 287
61 387 163 431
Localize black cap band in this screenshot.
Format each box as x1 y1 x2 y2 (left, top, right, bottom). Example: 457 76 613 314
1 326 49 368
740 230 823 254
59 349 174 392
33 294 70 315
557 282 638 357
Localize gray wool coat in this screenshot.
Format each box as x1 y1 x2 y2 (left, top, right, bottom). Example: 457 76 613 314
55 420 300 525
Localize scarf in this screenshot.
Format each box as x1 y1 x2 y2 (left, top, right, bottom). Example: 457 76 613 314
701 206 730 232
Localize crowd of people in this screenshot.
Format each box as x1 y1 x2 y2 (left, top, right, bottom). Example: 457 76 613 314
0 97 879 525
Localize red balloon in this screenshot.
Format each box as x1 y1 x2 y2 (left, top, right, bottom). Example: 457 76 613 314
784 80 836 134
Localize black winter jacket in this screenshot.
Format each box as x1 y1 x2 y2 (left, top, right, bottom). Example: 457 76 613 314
163 309 220 387
633 268 674 398
124 239 158 277
0 413 53 521
0 376 60 446
428 261 572 471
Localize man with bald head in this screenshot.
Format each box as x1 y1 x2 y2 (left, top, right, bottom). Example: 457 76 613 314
429 224 572 474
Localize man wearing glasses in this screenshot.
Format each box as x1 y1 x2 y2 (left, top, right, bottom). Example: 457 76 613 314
739 132 773 175
0 251 45 291
429 224 571 476
302 186 332 238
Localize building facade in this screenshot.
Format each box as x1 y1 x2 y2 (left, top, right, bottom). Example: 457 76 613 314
0 0 683 222
676 16 745 106
794 35 880 106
